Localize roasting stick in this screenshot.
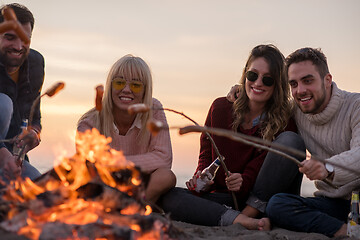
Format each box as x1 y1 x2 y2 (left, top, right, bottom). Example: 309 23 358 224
28 82 65 128
128 104 239 210
180 125 360 189
179 125 360 175
19 82 65 167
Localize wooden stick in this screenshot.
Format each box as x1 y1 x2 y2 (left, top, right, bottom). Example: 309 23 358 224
179 125 360 189
159 108 239 210
28 82 65 128
179 125 360 175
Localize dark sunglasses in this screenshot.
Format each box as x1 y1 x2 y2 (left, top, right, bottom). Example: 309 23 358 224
246 71 274 87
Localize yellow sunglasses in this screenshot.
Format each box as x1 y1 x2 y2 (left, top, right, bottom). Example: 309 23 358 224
112 77 144 93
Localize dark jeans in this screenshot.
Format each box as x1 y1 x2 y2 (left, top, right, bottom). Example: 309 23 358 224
266 193 349 237
159 188 240 226
247 131 305 213
0 158 41 184
158 131 306 226
0 93 41 183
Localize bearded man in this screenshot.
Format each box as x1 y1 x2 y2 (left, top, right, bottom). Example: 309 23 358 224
0 3 43 180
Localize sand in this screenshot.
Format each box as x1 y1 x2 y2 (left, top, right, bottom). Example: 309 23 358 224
171 221 354 240
0 218 354 239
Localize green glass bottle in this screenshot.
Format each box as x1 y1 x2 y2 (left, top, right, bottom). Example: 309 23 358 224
347 191 360 238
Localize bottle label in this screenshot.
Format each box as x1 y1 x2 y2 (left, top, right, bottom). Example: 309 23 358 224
352 193 359 202
194 177 209 193
347 222 360 237
21 119 28 128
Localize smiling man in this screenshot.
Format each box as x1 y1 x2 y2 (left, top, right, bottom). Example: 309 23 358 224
0 3 43 181
266 47 360 237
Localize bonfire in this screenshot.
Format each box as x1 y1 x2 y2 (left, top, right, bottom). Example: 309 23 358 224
0 129 177 240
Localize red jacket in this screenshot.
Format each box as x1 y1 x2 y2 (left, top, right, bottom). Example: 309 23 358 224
196 97 297 201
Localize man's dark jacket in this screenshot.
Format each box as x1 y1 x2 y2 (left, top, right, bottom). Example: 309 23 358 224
0 49 44 152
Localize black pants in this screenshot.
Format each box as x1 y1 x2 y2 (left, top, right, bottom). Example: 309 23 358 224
158 131 306 226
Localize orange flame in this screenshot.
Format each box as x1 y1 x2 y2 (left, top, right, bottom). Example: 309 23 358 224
0 129 166 239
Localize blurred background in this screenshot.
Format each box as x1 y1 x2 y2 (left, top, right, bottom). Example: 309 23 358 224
4 0 359 196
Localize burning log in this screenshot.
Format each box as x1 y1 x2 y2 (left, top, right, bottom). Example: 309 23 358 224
0 129 181 239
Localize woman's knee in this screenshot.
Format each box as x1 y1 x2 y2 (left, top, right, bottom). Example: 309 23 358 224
150 168 176 189
275 132 305 150
274 131 306 161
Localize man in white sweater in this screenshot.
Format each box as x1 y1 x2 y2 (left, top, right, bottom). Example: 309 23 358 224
265 47 360 237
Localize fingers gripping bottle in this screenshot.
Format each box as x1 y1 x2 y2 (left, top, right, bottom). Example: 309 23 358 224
194 157 221 193
347 191 360 238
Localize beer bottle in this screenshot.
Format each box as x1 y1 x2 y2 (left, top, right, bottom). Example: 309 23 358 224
13 119 28 163
347 190 360 238
194 157 221 193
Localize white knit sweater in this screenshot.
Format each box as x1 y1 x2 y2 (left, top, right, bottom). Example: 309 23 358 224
295 82 360 199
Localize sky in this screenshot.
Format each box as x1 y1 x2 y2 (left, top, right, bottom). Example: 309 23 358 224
2 0 360 195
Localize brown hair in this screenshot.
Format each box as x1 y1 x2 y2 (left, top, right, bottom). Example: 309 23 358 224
232 44 293 140
285 47 329 79
0 3 34 30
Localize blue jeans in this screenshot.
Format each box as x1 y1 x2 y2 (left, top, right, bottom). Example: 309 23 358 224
266 193 349 237
0 93 13 139
159 131 306 226
0 93 41 182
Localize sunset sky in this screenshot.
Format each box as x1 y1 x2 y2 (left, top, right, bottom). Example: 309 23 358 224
4 0 360 195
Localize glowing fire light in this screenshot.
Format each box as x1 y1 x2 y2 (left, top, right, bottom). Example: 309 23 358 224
0 129 168 239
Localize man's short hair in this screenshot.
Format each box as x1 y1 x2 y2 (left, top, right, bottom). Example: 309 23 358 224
0 3 34 31
286 47 329 79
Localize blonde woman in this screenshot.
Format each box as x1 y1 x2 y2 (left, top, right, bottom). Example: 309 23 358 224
78 54 176 203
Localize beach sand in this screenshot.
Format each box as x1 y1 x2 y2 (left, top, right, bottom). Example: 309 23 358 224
0 220 354 239
171 220 354 240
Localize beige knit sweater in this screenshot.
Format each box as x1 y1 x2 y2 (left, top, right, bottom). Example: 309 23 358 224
295 82 360 200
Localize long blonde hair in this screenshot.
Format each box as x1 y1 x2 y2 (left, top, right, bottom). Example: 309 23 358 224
78 54 153 143
232 44 294 141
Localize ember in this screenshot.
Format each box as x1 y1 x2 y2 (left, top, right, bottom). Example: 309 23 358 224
0 129 176 239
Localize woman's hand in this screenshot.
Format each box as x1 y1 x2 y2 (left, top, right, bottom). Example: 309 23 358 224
186 170 214 192
226 84 240 103
225 172 243 192
185 171 199 191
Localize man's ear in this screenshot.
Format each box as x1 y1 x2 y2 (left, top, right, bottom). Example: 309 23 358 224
324 73 332 89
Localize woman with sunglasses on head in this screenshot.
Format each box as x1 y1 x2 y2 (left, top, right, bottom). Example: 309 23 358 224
77 54 176 203
159 44 305 230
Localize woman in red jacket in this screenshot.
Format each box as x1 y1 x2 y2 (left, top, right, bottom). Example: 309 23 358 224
159 44 305 230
